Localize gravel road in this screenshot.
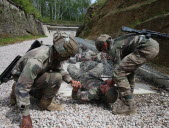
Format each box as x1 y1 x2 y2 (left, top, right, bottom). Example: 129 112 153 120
0 37 168 128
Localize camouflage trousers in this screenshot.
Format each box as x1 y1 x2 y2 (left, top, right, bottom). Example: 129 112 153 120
113 39 159 99
15 72 62 100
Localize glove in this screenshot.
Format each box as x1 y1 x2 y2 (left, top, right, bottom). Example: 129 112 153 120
20 115 33 128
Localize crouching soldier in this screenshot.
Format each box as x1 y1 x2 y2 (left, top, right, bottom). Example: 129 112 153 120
95 34 159 115
67 61 118 104
10 32 80 128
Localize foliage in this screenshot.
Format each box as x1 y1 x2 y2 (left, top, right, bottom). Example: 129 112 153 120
12 0 41 18
95 0 107 6
11 0 92 24
0 35 45 46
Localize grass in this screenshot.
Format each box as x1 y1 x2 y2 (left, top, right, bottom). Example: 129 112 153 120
0 35 46 46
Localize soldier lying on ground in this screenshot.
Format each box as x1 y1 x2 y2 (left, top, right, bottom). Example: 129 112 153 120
68 44 97 64
10 32 80 128
77 44 97 62
67 61 118 104
95 34 159 115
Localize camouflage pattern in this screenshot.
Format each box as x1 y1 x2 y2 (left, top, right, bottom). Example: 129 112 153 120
12 46 72 116
76 49 97 62
67 61 105 101
108 35 159 98
67 43 97 64
53 32 78 57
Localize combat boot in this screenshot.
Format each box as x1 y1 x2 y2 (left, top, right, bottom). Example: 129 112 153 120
112 99 137 115
38 96 64 111
10 83 17 106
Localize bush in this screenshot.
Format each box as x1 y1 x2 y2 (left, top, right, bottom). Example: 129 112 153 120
12 0 41 19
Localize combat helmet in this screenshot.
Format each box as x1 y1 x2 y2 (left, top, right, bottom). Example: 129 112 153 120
105 86 118 103
95 34 112 52
53 32 78 57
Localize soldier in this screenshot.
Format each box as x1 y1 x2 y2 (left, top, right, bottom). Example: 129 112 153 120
76 44 97 62
67 61 118 104
68 44 98 64
10 32 80 128
95 34 159 115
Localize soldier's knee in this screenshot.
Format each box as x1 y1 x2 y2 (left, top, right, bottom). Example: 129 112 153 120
112 69 125 81
48 73 62 88
112 70 131 89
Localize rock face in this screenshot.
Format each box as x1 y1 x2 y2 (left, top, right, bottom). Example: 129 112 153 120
77 0 169 66
0 0 44 37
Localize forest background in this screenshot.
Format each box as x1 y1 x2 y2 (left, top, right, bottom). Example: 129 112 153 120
11 0 105 25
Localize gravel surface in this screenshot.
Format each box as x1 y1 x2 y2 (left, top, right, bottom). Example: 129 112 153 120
0 37 169 128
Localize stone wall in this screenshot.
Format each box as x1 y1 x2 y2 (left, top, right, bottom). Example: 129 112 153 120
0 0 44 37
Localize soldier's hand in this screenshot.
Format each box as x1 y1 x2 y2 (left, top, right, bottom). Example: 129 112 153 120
71 80 81 88
20 115 33 128
70 80 82 91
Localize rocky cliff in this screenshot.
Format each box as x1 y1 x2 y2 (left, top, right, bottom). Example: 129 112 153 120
77 0 169 67
0 0 44 38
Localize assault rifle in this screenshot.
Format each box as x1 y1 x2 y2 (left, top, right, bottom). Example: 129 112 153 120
0 40 42 85
122 26 169 39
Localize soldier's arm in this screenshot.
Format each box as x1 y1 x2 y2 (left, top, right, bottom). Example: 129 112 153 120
60 69 73 83
15 59 43 116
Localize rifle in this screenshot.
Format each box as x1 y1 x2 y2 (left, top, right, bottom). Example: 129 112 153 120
122 26 169 39
0 40 42 85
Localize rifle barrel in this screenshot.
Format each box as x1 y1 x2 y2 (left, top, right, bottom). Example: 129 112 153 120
122 26 169 39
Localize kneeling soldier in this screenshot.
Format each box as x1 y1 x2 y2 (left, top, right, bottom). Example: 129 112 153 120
10 32 80 128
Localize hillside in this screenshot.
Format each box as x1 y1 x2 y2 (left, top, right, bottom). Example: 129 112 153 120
77 0 169 67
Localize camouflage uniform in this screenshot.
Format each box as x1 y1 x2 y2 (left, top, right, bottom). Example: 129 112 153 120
76 45 97 62
67 61 105 101
96 34 159 114
12 46 72 116
109 35 159 95
68 44 97 64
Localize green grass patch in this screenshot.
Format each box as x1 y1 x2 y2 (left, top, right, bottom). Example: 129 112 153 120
0 35 46 46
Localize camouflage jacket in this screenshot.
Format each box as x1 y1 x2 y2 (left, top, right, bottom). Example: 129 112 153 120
12 45 72 116
72 63 105 101
108 34 157 67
